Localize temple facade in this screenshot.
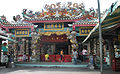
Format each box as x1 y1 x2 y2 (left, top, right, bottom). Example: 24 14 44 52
0 2 98 62
21 2 98 61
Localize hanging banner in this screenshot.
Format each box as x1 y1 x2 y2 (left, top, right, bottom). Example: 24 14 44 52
44 23 64 30
15 29 29 37
79 27 93 35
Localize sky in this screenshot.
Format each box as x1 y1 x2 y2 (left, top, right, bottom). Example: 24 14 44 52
0 0 117 21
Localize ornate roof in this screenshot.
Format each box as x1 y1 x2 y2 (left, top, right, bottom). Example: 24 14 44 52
0 15 34 31
0 15 34 27
3 22 34 27
22 2 98 22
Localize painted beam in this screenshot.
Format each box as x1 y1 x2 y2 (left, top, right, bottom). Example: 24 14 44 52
72 24 96 30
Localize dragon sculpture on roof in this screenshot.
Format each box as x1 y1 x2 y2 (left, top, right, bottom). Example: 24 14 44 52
22 2 97 20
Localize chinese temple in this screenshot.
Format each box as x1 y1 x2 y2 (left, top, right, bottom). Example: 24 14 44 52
21 2 98 62
0 2 98 62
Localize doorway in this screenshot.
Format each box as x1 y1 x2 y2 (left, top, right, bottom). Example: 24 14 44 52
55 42 68 55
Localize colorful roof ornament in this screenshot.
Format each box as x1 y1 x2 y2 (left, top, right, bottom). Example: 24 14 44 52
0 15 10 25
22 2 98 22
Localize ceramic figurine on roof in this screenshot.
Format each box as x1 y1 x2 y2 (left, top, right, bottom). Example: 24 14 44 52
0 15 10 24
13 15 22 22
13 15 23 23
22 9 35 19
22 2 97 21
89 7 95 16
12 14 33 25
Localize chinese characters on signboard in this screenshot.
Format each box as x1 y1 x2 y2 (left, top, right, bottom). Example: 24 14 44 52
79 27 93 35
44 23 64 30
15 29 29 37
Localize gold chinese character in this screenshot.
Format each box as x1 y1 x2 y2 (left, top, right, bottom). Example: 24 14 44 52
21 31 23 34
20 31 22 34
25 31 27 34
17 31 19 34
88 30 90 32
51 24 54 28
59 24 61 28
85 30 87 33
22 31 24 34
55 24 57 28
23 31 25 34
82 30 84 33
47 25 50 28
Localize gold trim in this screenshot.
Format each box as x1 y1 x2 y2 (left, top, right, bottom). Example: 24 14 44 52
15 29 29 37
44 23 64 30
38 30 70 36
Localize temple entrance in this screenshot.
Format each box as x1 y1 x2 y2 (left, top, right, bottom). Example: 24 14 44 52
40 34 70 55
38 34 72 62
55 42 68 55
41 42 69 55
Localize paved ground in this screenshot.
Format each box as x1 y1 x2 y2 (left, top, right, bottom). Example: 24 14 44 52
0 66 120 74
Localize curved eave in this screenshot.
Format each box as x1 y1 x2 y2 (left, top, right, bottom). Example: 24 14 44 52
5 26 34 31
0 23 9 32
0 23 5 28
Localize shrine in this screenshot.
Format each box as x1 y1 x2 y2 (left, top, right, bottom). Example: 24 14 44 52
0 2 98 62
21 2 98 62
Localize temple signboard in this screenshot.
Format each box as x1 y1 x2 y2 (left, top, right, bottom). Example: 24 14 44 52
15 29 29 37
44 23 64 30
79 27 93 35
